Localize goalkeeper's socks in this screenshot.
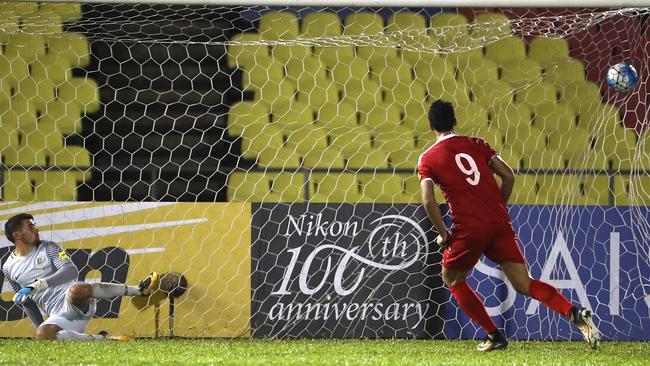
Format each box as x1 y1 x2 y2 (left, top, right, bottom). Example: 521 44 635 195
91 283 142 298
57 330 106 341
449 282 497 334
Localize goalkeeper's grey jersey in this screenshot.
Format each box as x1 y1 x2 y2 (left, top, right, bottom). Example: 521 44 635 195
2 241 74 316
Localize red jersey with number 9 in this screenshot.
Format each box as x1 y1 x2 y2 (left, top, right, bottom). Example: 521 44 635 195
417 134 510 226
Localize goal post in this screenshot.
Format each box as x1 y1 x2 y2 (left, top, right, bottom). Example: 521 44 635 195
0 1 649 340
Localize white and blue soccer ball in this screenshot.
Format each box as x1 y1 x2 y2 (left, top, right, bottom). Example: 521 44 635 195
606 63 638 92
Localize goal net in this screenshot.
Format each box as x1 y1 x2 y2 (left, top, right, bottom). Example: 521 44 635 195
1 2 649 340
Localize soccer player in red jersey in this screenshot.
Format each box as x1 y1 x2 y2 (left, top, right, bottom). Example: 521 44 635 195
418 100 601 351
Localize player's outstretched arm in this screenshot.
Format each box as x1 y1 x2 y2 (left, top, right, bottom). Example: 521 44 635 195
421 179 450 247
489 155 515 203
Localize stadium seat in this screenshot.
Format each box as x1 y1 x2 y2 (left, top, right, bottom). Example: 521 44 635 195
357 173 404 203
399 174 421 203
475 126 503 151
566 152 609 171
16 78 56 111
331 57 369 85
21 14 62 34
309 173 361 202
472 12 512 39
242 59 285 90
23 125 64 153
58 77 100 113
342 79 382 113
470 80 515 108
446 48 484 68
543 58 586 86
343 12 389 62
3 145 48 167
285 127 329 155
0 97 38 131
528 37 570 64
315 44 356 69
400 36 438 66
346 149 389 169
511 174 543 204
49 146 91 168
500 58 543 88
547 128 590 165
386 12 427 33
329 127 373 156
0 2 38 16
370 57 412 88
30 54 72 84
0 125 19 150
560 81 602 116
532 101 577 131
456 57 499 86
4 33 47 63
260 11 299 40
537 174 582 205
491 103 533 129
257 146 301 168
255 80 296 107
39 2 82 22
514 81 558 107
384 81 427 109
227 172 304 202
2 170 34 201
454 102 490 132
521 148 565 170
301 12 341 37
227 33 270 69
241 125 284 159
344 12 383 35
302 147 346 169
46 33 90 68
388 149 421 169
579 103 621 135
413 56 455 85
227 101 270 137
611 175 650 206
315 101 358 132
430 13 470 48
361 104 402 133
402 101 430 134
295 80 340 109
31 171 79 201
271 101 314 132
375 130 417 154
38 101 82 136
286 55 327 88
578 175 611 205
485 36 527 64
427 77 471 106
271 44 311 64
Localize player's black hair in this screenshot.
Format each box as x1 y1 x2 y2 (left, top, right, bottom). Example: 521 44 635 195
4 213 34 243
428 100 457 132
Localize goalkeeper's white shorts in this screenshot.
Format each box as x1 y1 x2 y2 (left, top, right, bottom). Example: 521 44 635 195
41 287 97 333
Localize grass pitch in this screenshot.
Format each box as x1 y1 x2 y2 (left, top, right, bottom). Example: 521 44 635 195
0 339 647 365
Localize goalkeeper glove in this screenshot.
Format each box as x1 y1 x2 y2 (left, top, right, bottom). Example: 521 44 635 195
12 279 47 305
13 287 35 305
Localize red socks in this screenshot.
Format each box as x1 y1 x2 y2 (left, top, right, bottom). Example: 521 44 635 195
528 279 574 317
449 282 497 334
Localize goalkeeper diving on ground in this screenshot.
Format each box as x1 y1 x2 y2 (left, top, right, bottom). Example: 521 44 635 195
418 100 601 352
2 213 158 340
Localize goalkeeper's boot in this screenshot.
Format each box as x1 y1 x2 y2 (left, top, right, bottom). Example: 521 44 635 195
98 330 131 341
138 272 159 296
572 307 601 349
476 331 508 352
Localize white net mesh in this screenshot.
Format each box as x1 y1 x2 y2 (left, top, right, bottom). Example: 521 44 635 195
0 3 649 340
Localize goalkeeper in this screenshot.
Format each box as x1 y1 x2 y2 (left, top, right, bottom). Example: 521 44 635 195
2 213 158 340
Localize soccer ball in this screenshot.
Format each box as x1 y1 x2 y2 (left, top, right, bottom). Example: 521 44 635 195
606 63 638 92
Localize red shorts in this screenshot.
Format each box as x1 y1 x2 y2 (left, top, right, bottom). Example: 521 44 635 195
442 221 525 271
